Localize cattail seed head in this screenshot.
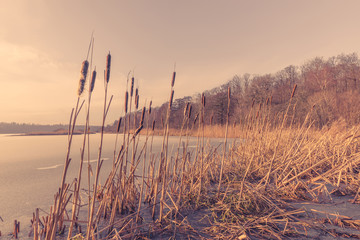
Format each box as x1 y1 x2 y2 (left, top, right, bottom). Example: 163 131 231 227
77 60 89 96
134 125 143 137
266 97 269 106
140 107 146 126
171 71 176 87
291 84 297 98
90 69 97 93
227 86 231 99
184 102 189 117
78 79 85 96
135 94 139 110
105 52 111 83
169 90 174 108
117 117 122 132
194 113 199 125
251 99 255 108
188 105 192 119
201 93 206 107
81 60 89 78
148 100 152 114
125 91 129 113
135 88 139 109
130 77 134 97
152 120 156 131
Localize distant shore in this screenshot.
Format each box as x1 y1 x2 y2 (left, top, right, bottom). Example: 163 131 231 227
10 129 96 136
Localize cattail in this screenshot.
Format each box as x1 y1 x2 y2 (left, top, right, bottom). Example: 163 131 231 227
130 77 134 97
169 90 174 108
134 125 143 137
105 52 111 83
140 107 146 126
291 84 297 98
161 117 164 128
194 113 199 124
266 97 269 106
134 94 138 109
270 96 273 105
135 95 139 109
77 79 85 96
201 93 206 107
171 71 176 87
152 120 156 131
251 99 255 108
183 102 189 117
90 69 97 93
258 103 262 111
125 92 129 113
227 86 231 99
210 115 214 125
117 117 122 132
148 100 152 114
77 60 89 96
188 105 192 119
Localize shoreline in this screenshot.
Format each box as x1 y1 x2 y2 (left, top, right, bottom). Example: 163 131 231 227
9 131 96 136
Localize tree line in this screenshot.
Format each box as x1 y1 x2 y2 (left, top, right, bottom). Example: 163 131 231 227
107 52 360 131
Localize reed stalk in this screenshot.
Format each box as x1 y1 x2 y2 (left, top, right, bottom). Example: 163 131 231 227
136 106 148 222
123 76 134 203
152 70 175 221
198 93 206 201
47 59 87 240
217 86 231 196
87 52 113 239
263 84 297 189
68 38 97 239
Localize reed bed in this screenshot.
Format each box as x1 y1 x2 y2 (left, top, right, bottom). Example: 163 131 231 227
29 48 360 240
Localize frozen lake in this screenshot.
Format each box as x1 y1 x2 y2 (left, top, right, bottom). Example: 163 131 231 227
0 133 224 237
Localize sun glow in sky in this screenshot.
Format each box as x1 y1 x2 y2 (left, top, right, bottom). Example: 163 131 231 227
1 0 360 125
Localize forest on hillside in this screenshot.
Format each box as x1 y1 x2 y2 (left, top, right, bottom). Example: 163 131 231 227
107 52 360 131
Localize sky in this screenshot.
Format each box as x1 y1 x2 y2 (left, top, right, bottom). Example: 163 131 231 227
1 0 360 125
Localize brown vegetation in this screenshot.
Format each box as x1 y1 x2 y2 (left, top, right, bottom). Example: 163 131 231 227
28 49 360 239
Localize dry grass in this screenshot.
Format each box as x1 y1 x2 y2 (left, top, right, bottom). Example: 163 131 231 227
29 49 360 239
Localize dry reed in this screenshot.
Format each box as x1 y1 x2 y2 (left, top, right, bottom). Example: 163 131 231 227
31 49 360 240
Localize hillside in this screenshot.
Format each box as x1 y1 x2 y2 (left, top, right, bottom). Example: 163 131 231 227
106 52 360 132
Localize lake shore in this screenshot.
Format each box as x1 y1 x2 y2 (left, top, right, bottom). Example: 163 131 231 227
10 130 96 136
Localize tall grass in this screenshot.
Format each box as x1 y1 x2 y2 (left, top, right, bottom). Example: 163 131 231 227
31 48 360 240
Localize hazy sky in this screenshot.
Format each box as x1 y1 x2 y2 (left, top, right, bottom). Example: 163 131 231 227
1 0 360 125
